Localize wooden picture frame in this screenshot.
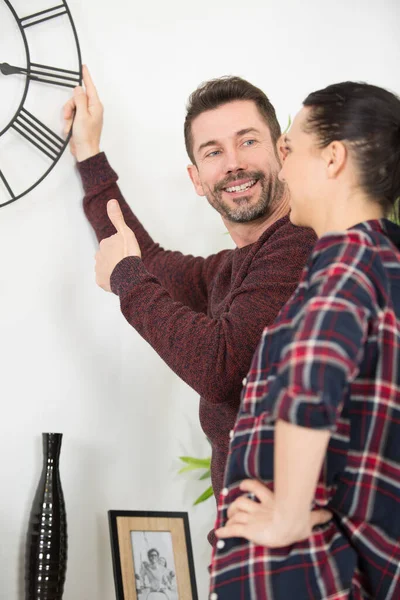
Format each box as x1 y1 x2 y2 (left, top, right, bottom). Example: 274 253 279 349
108 510 198 600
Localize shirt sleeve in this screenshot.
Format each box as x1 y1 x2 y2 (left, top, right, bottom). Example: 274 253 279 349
109 225 314 405
265 231 382 429
78 152 224 314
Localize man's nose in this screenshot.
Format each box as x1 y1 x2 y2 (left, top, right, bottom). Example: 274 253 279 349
223 148 248 173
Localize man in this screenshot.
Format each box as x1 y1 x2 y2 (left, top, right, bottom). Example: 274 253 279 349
139 548 173 599
64 67 316 544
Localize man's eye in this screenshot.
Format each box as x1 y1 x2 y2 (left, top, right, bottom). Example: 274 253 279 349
243 139 256 147
206 150 221 158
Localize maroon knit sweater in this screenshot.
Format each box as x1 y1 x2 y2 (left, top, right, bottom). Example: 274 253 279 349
78 153 316 541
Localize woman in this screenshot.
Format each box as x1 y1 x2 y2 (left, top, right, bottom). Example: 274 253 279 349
210 81 400 600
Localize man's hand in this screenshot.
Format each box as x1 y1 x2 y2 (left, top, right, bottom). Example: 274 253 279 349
95 200 142 292
63 65 103 161
215 479 333 548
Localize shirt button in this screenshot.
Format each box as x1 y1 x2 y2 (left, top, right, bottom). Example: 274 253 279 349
222 487 229 496
229 429 234 440
242 377 247 386
210 593 218 600
216 540 225 549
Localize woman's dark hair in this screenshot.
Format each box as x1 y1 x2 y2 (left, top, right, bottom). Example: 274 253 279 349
303 82 400 219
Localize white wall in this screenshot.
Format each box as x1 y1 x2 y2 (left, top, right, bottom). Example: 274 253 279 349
1 0 399 598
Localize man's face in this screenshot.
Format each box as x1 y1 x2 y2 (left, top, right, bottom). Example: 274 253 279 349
188 100 285 224
149 551 158 564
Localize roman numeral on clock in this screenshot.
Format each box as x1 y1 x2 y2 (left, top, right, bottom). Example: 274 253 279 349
28 63 80 88
0 170 15 200
12 109 64 161
20 4 68 29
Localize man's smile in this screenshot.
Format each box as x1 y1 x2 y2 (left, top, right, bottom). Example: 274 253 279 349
223 178 258 195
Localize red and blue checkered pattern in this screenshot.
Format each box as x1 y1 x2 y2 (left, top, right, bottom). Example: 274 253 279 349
210 219 400 600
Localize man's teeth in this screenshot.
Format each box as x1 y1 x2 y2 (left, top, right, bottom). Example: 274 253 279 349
225 179 256 193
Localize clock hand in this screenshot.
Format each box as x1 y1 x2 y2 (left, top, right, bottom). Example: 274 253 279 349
0 62 79 87
0 61 56 90
0 62 27 76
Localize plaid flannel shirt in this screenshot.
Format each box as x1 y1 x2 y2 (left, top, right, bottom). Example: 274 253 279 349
210 219 400 600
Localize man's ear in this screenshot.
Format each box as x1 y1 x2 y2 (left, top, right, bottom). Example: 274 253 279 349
187 164 205 196
322 141 347 179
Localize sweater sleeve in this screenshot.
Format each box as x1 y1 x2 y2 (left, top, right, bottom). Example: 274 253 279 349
109 224 315 404
77 152 223 313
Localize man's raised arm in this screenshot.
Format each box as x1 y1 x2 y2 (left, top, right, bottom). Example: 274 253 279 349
65 66 214 313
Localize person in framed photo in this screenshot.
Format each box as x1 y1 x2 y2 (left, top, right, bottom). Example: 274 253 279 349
137 548 177 600
158 557 176 592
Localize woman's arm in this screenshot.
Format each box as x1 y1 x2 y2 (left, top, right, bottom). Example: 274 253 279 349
273 420 331 539
216 232 381 546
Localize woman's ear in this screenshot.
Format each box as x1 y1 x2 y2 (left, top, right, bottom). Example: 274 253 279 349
276 134 288 166
322 141 347 178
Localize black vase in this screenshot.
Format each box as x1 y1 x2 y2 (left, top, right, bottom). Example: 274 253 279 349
25 433 68 600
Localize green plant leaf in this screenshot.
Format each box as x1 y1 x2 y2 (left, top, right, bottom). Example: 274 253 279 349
389 197 400 225
199 469 211 481
179 456 211 468
177 453 212 504
178 464 206 474
193 485 214 505
283 114 292 134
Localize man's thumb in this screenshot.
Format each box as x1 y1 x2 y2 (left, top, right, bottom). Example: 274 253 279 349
107 200 127 234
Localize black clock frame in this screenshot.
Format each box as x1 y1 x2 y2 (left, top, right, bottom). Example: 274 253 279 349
0 0 82 207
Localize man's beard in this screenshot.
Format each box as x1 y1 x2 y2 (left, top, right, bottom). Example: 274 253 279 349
204 170 285 224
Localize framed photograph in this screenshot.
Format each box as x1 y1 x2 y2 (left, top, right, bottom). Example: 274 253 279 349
108 510 198 600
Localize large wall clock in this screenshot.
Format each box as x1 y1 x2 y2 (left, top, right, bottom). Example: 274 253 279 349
0 0 81 207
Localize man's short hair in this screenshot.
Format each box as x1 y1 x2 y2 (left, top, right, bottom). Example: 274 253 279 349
147 548 159 560
184 76 281 164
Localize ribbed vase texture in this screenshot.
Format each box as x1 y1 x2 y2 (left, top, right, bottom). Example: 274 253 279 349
25 433 67 600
